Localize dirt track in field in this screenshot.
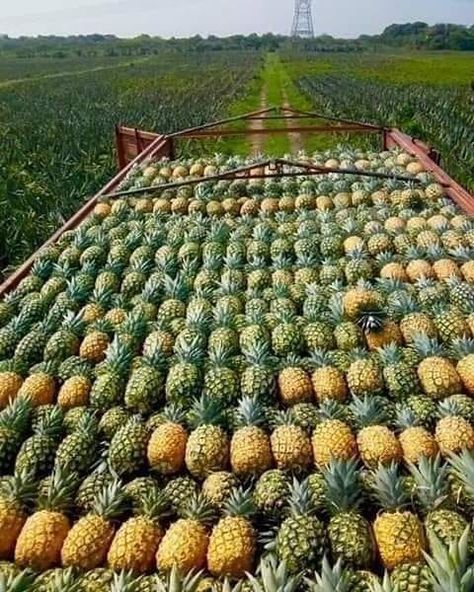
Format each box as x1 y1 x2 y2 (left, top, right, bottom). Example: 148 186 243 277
248 87 268 156
283 91 303 155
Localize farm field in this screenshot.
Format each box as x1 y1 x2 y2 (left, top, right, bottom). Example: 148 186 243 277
283 52 474 192
0 51 261 277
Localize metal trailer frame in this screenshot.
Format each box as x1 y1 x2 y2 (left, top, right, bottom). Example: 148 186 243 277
0 105 472 297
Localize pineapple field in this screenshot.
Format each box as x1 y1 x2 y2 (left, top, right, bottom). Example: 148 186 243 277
0 138 473 592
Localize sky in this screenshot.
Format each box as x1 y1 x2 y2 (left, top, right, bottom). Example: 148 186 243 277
1 0 473 39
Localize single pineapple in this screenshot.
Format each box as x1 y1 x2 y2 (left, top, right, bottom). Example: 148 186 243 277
396 408 438 463
207 487 257 578
275 477 326 573
230 396 272 477
108 415 150 477
370 463 426 570
61 479 126 570
185 396 230 480
156 493 215 573
202 472 239 511
309 349 348 403
312 417 358 468
147 405 188 475
15 468 75 570
107 490 169 573
412 334 462 399
278 365 314 407
270 409 313 472
322 458 375 567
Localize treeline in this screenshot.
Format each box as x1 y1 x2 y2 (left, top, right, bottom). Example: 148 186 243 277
0 22 472 58
377 22 474 51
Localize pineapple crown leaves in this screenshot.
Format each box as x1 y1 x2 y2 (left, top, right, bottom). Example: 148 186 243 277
423 527 474 592
0 396 32 433
377 343 405 366
187 395 227 430
159 403 188 426
173 333 205 364
88 317 115 336
350 394 389 427
0 468 37 508
109 570 143 592
222 486 257 520
286 476 319 518
370 462 410 512
185 302 212 333
69 409 99 437
0 570 36 592
37 467 79 512
155 566 204 592
59 310 86 336
410 333 447 360
241 339 276 367
447 449 474 502
308 348 336 370
90 478 127 520
305 556 352 592
407 454 450 510
162 273 190 301
118 311 149 340
212 301 236 329
321 458 364 514
450 337 474 360
33 405 64 438
138 342 168 370
45 567 82 592
368 572 398 592
316 399 348 423
234 395 268 429
249 555 302 592
394 406 422 430
138 489 171 522
180 492 217 525
102 337 134 377
448 246 474 263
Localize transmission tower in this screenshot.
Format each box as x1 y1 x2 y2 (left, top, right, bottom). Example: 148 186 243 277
291 0 315 38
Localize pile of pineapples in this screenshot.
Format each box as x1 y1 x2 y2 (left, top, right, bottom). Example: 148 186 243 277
0 147 473 592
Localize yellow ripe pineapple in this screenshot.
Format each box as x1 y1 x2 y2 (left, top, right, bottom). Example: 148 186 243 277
230 396 272 478
435 413 474 456
107 490 168 573
371 463 426 570
346 348 384 397
156 494 215 573
0 470 36 559
57 375 91 409
61 479 126 570
0 371 23 409
147 405 188 475
278 365 314 406
451 337 474 395
202 472 239 511
412 334 462 399
93 202 111 218
312 418 358 468
396 408 438 464
392 295 438 344
207 487 257 578
380 262 408 282
350 395 403 467
17 369 55 407
79 319 113 364
343 235 364 254
185 396 230 480
342 286 381 320
15 468 75 570
270 409 313 471
432 259 461 282
309 350 348 403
